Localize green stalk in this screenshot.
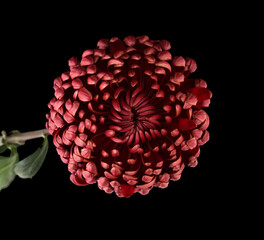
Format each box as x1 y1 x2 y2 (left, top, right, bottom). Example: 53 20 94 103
0 129 50 147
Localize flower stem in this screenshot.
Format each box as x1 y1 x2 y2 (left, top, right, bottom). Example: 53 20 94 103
0 129 50 147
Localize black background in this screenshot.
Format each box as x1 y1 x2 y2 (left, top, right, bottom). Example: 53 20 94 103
0 3 239 235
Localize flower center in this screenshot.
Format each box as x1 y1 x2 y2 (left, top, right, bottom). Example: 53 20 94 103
108 87 161 147
131 108 138 123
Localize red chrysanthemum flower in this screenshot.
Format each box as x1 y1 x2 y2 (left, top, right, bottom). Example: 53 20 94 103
46 35 212 197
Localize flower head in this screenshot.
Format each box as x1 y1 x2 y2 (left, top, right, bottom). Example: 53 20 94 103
46 35 212 197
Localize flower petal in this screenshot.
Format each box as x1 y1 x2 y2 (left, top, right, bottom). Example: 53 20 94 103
189 87 212 102
177 118 197 131
78 87 92 102
120 184 135 198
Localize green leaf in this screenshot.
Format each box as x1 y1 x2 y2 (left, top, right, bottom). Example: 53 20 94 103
0 145 7 154
0 146 19 191
14 135 48 179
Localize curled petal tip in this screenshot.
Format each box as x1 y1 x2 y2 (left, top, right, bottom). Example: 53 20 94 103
78 87 92 102
120 184 135 198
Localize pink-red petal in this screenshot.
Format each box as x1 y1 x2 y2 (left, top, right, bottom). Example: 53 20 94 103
177 118 197 131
